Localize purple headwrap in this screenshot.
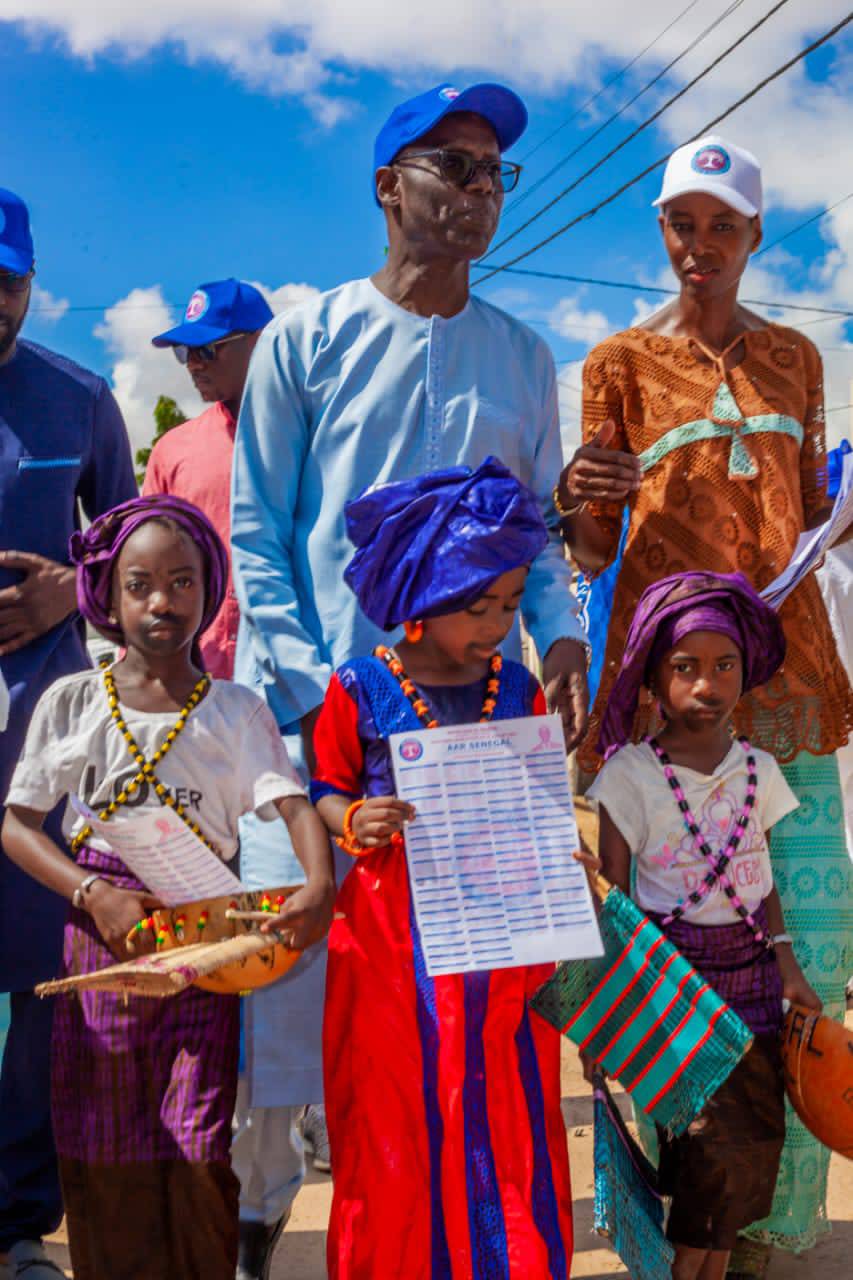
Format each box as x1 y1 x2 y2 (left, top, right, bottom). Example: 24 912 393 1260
344 457 549 629
597 570 786 757
69 495 228 655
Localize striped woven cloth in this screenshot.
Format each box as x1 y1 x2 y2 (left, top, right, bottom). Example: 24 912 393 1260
531 886 753 1135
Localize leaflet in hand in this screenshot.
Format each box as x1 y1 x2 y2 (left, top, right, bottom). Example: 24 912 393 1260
0 667 8 732
762 451 853 608
390 714 603 977
72 798 245 906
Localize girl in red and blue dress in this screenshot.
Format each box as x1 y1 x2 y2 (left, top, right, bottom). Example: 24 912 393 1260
311 458 577 1280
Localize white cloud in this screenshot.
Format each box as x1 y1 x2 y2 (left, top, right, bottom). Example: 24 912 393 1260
3 1 849 152
548 294 611 346
95 280 319 460
29 282 69 322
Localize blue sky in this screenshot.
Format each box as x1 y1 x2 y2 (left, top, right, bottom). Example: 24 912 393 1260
2 2 851 454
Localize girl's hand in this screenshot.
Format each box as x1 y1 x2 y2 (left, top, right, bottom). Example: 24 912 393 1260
579 1049 601 1085
259 876 336 951
86 881 163 961
352 797 416 848
573 848 601 874
777 948 823 1013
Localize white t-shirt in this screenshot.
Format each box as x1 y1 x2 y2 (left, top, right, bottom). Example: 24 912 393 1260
588 740 799 925
6 669 304 861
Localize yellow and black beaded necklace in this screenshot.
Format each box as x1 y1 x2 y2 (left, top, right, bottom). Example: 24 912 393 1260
71 664 218 856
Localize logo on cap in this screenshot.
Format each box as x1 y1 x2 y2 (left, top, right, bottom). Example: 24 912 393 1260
185 290 209 322
399 739 424 762
691 145 731 176
439 87 460 101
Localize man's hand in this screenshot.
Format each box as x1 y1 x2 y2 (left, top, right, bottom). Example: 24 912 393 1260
0 552 78 655
542 638 589 753
558 420 640 508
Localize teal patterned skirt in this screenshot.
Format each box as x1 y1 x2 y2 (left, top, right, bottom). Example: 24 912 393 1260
742 750 852 1253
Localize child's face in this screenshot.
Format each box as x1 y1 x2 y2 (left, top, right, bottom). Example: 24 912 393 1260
651 628 744 733
111 521 206 660
423 566 527 666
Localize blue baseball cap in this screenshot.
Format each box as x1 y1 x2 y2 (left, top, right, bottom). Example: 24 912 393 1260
0 188 34 274
373 82 528 205
152 278 274 348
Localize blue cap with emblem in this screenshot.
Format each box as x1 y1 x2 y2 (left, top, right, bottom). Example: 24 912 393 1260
151 278 273 348
373 82 528 206
0 188 34 274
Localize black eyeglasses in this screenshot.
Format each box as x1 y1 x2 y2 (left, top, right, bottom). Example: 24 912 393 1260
172 332 247 365
394 148 522 193
0 269 34 295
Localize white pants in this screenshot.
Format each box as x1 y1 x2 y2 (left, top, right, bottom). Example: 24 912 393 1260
231 1075 305 1226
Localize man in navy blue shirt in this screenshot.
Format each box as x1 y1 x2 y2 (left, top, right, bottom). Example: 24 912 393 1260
0 189 136 1278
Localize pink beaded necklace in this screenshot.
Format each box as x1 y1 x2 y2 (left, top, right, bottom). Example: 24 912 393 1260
646 735 770 947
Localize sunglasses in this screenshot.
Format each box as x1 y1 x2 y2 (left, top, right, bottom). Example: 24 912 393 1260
395 148 522 193
0 269 34 295
172 332 247 365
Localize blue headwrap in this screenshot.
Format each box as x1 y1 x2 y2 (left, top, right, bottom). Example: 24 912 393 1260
344 457 549 630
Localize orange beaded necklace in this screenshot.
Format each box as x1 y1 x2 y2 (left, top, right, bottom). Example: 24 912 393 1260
374 644 502 727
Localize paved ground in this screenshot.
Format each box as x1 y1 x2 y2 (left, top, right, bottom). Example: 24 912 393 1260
40 1020 852 1279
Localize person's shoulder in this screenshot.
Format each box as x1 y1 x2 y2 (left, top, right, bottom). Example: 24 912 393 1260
468 295 553 359
147 406 219 462
35 667 102 717
16 340 109 397
584 328 644 365
264 280 362 342
208 679 270 720
597 741 651 780
749 743 787 779
762 322 822 368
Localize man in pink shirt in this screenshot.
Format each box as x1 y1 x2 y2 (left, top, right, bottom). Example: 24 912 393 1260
144 278 273 679
147 279 317 1280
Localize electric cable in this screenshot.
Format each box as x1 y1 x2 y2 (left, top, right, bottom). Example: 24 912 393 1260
474 10 853 285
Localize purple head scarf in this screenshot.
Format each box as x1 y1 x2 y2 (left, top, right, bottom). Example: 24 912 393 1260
597 570 786 758
344 456 548 629
69 495 228 657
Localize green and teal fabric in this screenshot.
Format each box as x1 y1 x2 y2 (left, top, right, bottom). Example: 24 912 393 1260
637 381 804 479
531 887 753 1135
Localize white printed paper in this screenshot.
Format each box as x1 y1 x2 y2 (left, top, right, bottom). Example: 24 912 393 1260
390 715 603 977
72 798 245 906
762 452 853 608
0 667 8 732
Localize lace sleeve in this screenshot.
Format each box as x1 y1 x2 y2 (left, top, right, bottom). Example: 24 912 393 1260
799 337 830 525
581 341 630 553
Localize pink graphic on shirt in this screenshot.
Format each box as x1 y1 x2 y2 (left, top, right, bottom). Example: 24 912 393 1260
155 817 174 843
653 784 765 896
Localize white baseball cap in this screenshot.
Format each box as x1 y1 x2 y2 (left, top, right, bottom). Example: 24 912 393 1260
653 135 762 219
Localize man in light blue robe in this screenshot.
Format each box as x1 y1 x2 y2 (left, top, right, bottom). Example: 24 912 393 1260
230 82 589 1277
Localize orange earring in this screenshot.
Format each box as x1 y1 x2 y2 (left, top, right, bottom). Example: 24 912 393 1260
403 620 424 643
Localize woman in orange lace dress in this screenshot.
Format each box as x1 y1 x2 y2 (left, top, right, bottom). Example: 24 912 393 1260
558 136 852 1278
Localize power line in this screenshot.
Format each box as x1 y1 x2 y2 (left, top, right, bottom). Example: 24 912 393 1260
755 191 853 257
506 0 747 220
481 265 853 317
517 0 706 166
483 0 792 260
474 10 853 286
